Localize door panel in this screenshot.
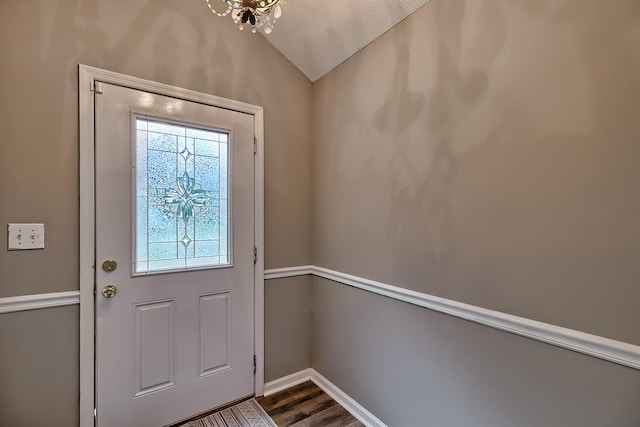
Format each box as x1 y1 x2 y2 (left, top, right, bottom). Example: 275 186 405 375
198 292 231 376
95 82 254 426
134 299 175 397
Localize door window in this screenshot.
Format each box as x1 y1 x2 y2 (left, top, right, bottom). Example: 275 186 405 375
134 116 231 274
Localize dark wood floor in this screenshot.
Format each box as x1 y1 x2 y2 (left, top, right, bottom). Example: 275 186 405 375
257 381 364 427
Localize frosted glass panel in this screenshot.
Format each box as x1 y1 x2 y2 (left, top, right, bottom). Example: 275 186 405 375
134 117 230 274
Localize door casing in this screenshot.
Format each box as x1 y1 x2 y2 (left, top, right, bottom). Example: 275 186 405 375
78 65 265 427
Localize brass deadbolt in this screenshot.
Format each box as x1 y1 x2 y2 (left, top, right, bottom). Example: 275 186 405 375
102 259 117 272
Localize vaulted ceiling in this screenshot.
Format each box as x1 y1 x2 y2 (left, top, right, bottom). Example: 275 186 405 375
262 0 431 81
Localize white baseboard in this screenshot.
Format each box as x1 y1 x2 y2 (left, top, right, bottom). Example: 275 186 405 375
263 368 385 427
263 368 311 396
310 369 386 427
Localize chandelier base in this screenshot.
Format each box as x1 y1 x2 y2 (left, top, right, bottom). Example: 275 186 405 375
205 0 288 34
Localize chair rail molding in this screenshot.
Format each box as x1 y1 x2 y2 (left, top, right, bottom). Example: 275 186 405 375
264 266 640 371
264 265 313 280
0 291 80 314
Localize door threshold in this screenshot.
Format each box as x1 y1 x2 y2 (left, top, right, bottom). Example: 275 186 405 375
165 394 255 427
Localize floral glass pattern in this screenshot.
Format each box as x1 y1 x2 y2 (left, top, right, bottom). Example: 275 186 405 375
134 118 230 273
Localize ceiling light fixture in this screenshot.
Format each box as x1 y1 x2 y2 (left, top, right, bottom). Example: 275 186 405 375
204 0 289 34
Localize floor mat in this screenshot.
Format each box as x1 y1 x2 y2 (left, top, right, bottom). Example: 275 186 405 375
180 398 277 427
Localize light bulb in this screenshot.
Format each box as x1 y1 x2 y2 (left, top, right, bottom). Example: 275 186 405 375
274 3 281 19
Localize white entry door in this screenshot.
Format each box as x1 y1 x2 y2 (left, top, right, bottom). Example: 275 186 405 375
94 82 255 426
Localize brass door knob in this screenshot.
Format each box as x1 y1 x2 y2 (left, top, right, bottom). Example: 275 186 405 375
102 284 118 298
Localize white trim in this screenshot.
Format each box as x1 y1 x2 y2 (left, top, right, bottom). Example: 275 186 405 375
310 370 386 427
264 265 313 280
0 291 80 314
263 368 384 426
79 65 266 427
263 368 311 396
253 107 266 396
78 65 97 427
263 265 640 371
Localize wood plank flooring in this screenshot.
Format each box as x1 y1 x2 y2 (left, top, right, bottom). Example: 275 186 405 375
257 381 364 427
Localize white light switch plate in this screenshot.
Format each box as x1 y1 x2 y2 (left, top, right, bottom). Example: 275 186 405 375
7 223 45 250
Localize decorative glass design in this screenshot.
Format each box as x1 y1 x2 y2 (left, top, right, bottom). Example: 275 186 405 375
134 117 230 274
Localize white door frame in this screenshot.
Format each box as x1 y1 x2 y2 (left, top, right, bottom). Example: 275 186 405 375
78 65 265 427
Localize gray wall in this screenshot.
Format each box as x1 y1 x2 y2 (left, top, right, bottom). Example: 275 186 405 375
310 0 640 425
0 0 312 425
265 275 312 382
312 277 640 427
311 0 640 344
0 307 79 426
3 0 640 425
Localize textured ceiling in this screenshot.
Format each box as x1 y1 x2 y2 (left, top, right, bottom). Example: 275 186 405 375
263 0 431 82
